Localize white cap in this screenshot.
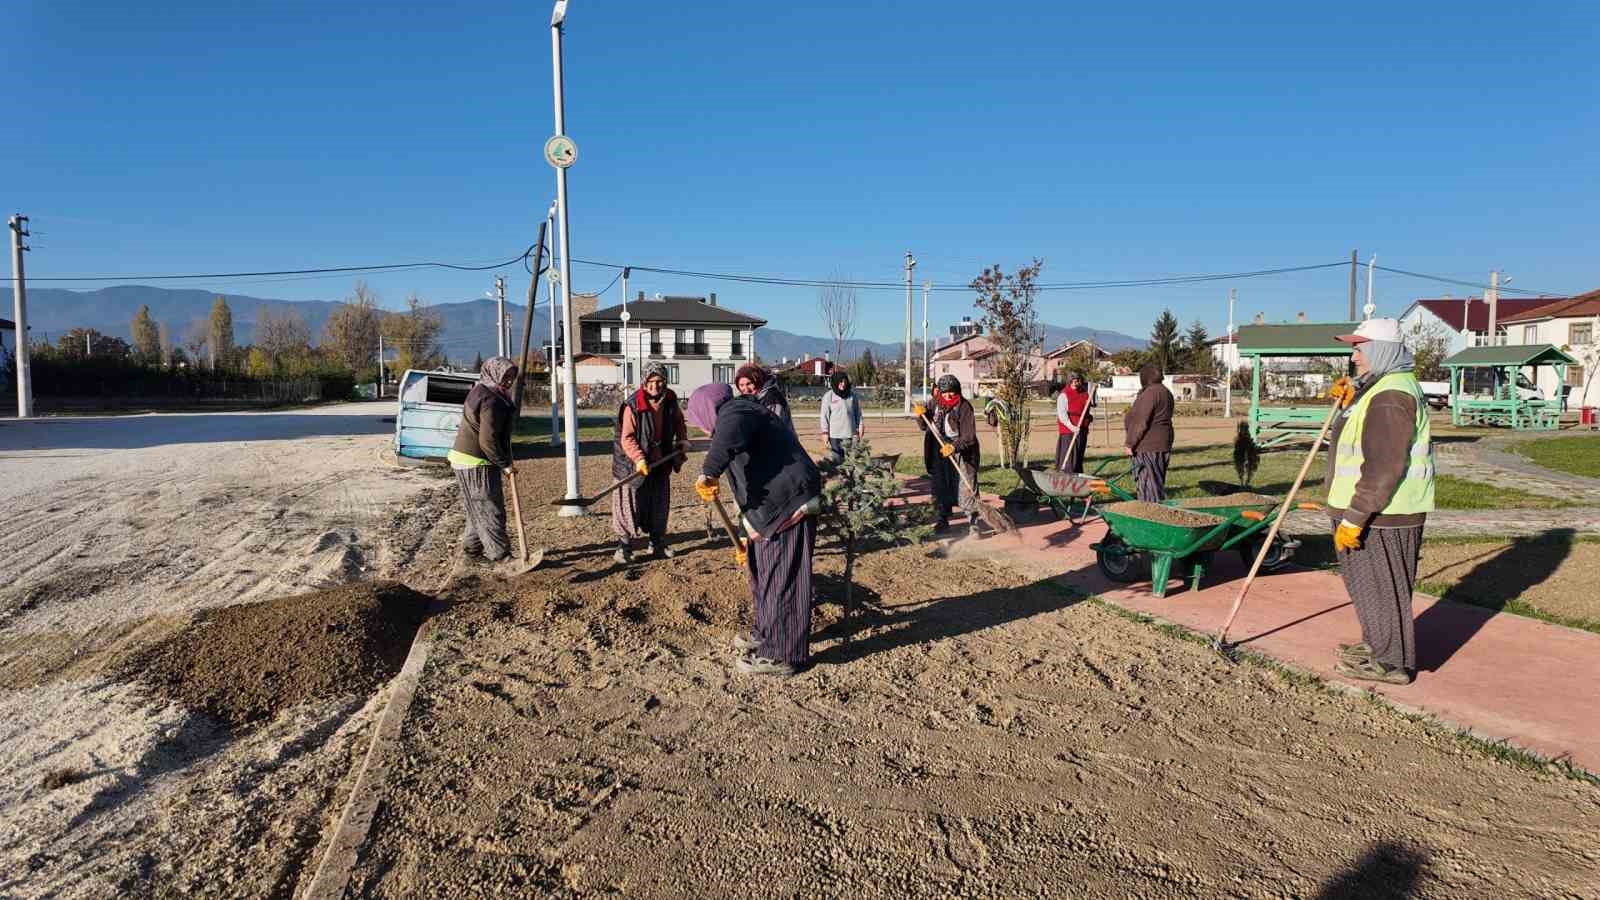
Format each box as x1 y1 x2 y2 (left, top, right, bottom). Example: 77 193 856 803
1335 317 1402 345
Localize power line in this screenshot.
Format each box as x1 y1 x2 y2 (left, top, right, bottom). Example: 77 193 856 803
3 247 537 283
1369 265 1564 297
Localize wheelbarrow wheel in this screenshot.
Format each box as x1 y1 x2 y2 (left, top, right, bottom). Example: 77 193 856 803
1096 535 1146 583
1241 534 1292 572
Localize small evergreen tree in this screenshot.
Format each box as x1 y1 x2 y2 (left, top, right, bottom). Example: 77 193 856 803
1232 422 1261 488
821 437 902 636
1149 309 1181 373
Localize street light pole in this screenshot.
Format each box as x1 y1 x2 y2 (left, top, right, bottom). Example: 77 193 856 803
921 279 930 400
551 0 582 513
1224 288 1236 418
903 251 915 414
546 201 560 445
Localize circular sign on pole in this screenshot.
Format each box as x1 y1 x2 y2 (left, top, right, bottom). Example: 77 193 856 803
544 135 578 169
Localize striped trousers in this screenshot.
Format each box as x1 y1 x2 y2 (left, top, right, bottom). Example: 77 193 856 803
747 516 816 665
454 465 509 561
1334 517 1423 671
1134 451 1169 502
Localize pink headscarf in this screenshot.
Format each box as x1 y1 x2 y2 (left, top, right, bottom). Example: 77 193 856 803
685 383 733 434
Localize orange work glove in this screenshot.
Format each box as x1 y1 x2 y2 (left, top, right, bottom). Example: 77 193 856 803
734 541 748 566
1333 520 1363 552
694 475 720 502
635 458 650 477
912 403 927 418
939 443 955 458
1329 376 1356 409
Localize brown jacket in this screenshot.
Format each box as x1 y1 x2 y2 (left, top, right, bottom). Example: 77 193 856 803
1124 366 1174 454
1326 378 1426 529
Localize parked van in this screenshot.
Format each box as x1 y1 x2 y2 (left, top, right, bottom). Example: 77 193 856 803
394 369 477 464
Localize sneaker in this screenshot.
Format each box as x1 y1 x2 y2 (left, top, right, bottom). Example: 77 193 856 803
1337 641 1373 663
650 543 675 560
1335 657 1413 685
613 545 633 565
734 651 797 678
933 518 950 534
732 631 757 652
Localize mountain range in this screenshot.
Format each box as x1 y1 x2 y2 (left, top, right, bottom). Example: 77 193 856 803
19 285 1145 364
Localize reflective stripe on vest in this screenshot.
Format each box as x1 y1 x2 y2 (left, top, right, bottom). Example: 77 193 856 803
1327 371 1435 515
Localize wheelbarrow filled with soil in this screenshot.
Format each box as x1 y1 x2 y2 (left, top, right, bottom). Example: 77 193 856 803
1013 456 1133 523
1170 493 1304 572
1090 497 1293 598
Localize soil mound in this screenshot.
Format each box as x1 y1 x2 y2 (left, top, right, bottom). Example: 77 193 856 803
1101 501 1224 527
1174 492 1280 508
128 581 433 726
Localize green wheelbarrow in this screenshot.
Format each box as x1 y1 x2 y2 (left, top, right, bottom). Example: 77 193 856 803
1169 494 1307 573
1090 498 1299 598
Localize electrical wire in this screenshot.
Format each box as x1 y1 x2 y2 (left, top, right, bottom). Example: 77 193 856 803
1369 265 1564 297
7 247 537 283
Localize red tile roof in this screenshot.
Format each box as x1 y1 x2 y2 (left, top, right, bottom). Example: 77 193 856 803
1412 297 1566 332
1497 289 1600 324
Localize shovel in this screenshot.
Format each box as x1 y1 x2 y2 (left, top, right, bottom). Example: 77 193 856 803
505 471 545 573
549 448 686 508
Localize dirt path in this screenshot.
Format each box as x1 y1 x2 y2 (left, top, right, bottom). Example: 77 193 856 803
344 454 1600 898
0 404 458 898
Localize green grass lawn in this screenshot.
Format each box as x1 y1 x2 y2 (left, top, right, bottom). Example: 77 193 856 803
512 413 614 446
898 441 1570 511
1513 435 1600 479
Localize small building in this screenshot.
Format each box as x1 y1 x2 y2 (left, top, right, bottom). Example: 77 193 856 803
1043 339 1110 379
1442 344 1577 430
1497 289 1600 409
1209 333 1243 374
927 334 1050 395
559 293 766 397
780 355 835 380
1236 321 1357 446
1397 296 1564 355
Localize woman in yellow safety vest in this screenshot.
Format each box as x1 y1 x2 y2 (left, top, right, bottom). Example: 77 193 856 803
1327 317 1435 685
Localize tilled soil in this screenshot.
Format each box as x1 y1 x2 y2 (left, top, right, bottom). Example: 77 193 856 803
127 581 433 727
1174 492 1281 508
1102 500 1225 527
340 453 1600 899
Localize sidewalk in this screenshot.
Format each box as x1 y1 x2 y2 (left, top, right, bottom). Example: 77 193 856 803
901 477 1600 774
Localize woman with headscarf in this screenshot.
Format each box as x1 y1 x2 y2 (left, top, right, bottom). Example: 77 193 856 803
1055 373 1095 473
1327 318 1435 686
688 383 823 678
611 364 688 564
916 374 981 534
1123 363 1175 501
734 363 793 433
448 356 520 566
818 370 863 464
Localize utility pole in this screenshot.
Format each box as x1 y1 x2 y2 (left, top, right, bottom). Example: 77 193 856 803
1487 270 1500 346
87 330 92 356
903 251 915 414
9 214 32 418
1364 255 1377 320
551 0 582 513
921 279 930 400
1224 288 1236 418
621 266 631 385
1348 249 1358 321
377 334 384 398
495 276 507 358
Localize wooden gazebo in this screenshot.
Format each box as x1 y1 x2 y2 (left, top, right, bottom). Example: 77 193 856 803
1236 321 1356 447
1442 344 1575 430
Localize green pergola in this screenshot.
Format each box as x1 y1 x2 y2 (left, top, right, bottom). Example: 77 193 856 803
1236 322 1357 447
1442 344 1574 430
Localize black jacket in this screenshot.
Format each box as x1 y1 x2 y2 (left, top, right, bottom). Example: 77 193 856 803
920 399 980 473
702 396 821 536
452 383 514 469
756 381 794 433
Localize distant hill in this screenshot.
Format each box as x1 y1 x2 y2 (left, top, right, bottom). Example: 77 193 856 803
22 285 1145 365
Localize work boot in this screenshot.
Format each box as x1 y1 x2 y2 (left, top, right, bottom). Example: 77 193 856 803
933 517 950 534
649 542 675 560
732 631 757 652
613 542 633 565
1337 641 1374 663
734 650 797 678
1335 657 1412 685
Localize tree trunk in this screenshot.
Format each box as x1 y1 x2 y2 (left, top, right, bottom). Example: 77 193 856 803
842 541 856 641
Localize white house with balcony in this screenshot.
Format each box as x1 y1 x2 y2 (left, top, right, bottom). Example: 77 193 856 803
1498 290 1600 409
1396 296 1565 354
557 293 766 397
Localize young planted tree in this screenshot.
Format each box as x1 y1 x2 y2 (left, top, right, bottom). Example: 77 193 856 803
130 305 161 364
818 276 858 362
972 259 1045 469
821 437 902 634
1232 422 1261 488
1149 309 1181 373
208 296 235 371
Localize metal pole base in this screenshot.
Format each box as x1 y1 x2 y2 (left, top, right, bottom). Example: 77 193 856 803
557 503 588 518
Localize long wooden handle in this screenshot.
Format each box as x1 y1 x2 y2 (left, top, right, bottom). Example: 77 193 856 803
590 447 687 505
709 494 745 549
507 473 530 563
1215 398 1342 645
919 410 981 498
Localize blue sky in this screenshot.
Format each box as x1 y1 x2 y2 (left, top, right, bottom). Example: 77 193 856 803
8 1 1597 342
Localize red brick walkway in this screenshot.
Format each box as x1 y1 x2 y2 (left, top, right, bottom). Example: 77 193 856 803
900 477 1600 774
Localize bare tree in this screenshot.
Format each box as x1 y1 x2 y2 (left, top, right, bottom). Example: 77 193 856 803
183 318 209 369
818 276 858 361
256 305 312 363
322 281 383 378
381 293 445 375
158 321 174 367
